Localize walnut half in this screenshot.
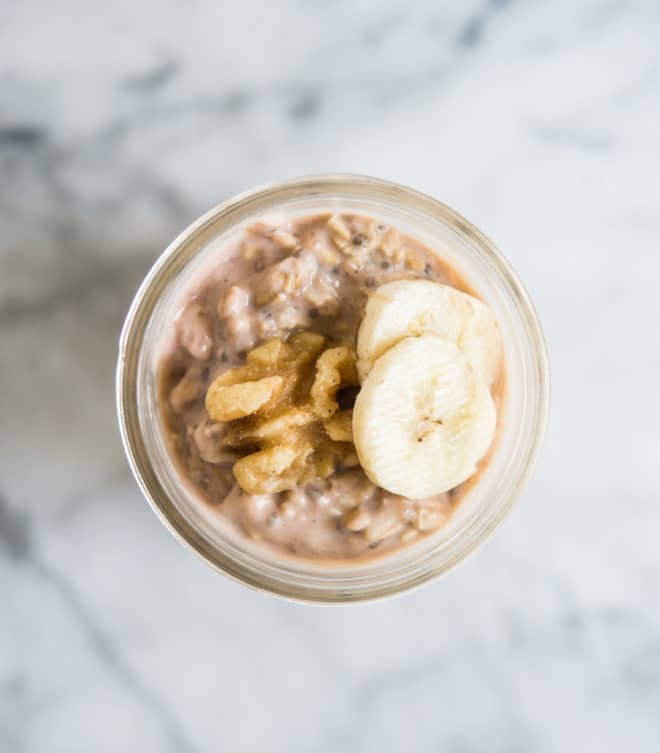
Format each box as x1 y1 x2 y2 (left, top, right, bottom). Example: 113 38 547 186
203 332 360 494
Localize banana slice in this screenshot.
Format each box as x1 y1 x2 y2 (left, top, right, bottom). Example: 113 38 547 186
357 280 500 384
353 334 496 499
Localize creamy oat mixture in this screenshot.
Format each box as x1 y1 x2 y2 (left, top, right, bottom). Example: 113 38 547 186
159 212 503 560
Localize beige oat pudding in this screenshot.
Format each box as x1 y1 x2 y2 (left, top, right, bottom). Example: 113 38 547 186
159 211 505 561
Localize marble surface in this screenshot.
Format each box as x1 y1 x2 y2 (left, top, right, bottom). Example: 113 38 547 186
1 0 659 750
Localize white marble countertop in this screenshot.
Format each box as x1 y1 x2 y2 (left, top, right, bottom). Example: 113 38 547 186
2 1 659 751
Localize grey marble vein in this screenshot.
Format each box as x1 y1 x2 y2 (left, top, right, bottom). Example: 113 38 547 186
30 558 198 753
456 0 511 50
0 494 30 561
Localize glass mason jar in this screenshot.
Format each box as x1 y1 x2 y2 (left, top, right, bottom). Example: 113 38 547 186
117 174 549 603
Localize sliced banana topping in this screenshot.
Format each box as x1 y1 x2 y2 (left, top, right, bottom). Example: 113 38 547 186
352 334 496 499
357 280 500 385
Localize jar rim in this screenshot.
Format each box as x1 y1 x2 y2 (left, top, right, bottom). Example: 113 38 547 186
116 173 550 604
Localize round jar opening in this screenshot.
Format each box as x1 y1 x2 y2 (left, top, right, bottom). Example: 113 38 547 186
117 174 549 603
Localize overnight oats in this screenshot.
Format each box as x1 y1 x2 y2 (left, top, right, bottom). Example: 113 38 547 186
159 213 504 560
117 175 548 601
